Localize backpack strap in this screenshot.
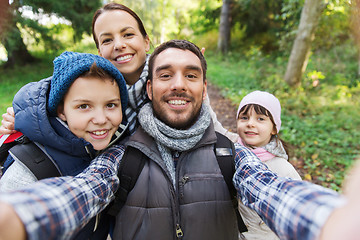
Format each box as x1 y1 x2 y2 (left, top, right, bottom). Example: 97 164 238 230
107 146 146 216
0 133 24 166
107 133 248 233
215 132 248 233
8 136 61 180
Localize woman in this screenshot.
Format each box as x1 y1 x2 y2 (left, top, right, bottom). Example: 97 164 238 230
0 2 236 140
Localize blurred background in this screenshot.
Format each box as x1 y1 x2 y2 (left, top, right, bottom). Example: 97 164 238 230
0 0 359 190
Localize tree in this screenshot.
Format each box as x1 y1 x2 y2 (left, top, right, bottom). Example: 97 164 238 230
218 0 232 54
0 0 102 67
0 0 35 67
350 0 360 76
284 0 326 87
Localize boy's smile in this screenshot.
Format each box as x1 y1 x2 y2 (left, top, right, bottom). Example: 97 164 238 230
57 76 123 150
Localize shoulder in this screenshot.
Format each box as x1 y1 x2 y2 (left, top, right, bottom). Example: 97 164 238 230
264 157 302 180
94 144 126 168
234 142 257 158
0 160 37 191
13 76 52 113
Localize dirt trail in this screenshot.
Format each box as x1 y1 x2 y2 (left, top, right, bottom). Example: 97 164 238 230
207 82 238 133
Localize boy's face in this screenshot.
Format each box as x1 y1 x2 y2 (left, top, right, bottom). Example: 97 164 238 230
57 76 123 150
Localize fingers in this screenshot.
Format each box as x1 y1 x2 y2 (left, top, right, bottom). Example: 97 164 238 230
201 47 206 55
0 107 16 135
7 107 14 117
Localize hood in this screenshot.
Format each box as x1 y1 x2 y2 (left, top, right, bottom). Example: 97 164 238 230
13 77 95 158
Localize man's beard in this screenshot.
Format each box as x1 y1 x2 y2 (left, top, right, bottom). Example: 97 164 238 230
152 99 202 130
153 107 201 130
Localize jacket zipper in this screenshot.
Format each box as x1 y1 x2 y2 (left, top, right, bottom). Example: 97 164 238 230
174 151 184 239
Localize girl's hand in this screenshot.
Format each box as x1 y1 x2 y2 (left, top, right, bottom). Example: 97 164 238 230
201 47 205 55
0 107 16 135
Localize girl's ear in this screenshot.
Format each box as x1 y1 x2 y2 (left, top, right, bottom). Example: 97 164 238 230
271 127 277 136
57 103 67 121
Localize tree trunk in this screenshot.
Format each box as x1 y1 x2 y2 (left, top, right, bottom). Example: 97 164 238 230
0 1 36 67
0 0 11 43
284 0 326 87
218 0 231 54
350 0 360 76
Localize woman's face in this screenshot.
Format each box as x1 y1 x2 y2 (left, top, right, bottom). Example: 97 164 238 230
94 10 150 85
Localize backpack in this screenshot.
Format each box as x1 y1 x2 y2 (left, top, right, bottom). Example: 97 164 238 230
107 132 248 233
0 133 105 240
0 133 61 179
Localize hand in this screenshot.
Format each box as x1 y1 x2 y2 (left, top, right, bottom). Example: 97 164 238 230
201 47 205 55
320 160 360 240
0 107 16 135
0 202 26 240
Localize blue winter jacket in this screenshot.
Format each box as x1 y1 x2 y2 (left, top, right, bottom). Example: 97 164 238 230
12 77 96 176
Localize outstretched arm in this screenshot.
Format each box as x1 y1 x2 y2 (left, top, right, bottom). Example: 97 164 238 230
0 107 15 135
0 144 124 240
233 144 345 240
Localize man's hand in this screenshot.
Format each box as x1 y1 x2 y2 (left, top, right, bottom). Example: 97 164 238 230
0 202 26 240
320 160 360 240
0 107 16 135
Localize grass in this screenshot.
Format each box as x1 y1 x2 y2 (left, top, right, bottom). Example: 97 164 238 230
0 39 358 191
0 59 54 114
205 41 360 191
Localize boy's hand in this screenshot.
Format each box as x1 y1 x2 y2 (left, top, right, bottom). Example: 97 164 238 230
0 107 16 135
0 202 26 240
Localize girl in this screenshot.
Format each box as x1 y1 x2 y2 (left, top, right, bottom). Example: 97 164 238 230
0 2 236 140
235 90 301 240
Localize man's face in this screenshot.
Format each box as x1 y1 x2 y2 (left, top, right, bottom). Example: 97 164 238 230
147 48 207 129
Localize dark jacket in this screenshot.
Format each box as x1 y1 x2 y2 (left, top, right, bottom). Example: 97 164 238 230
113 123 238 240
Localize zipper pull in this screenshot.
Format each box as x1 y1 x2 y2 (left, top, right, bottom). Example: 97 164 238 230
176 224 184 238
179 176 189 198
181 176 189 185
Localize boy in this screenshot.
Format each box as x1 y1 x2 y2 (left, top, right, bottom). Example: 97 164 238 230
0 51 128 189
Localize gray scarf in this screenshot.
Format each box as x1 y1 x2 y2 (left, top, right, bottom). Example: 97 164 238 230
138 103 211 187
125 55 150 135
264 137 288 160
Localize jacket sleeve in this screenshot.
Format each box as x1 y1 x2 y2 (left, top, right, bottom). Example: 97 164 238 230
0 144 124 240
233 144 345 240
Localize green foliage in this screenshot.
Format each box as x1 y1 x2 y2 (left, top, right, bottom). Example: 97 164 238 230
189 0 222 35
21 0 102 40
0 0 102 65
0 58 54 114
206 40 360 191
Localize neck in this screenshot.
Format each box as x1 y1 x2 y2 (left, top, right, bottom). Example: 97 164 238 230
124 62 146 86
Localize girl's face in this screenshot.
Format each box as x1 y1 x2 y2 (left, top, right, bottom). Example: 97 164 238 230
57 76 123 151
237 106 276 148
94 10 150 85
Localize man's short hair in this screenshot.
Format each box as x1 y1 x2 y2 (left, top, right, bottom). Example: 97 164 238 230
148 40 207 82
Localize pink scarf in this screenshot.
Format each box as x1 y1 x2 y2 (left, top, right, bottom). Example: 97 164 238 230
237 138 275 162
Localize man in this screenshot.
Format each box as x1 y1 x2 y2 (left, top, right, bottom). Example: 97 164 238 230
0 40 356 240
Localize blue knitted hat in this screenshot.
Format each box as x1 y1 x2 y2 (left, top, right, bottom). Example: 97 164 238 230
48 51 128 117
